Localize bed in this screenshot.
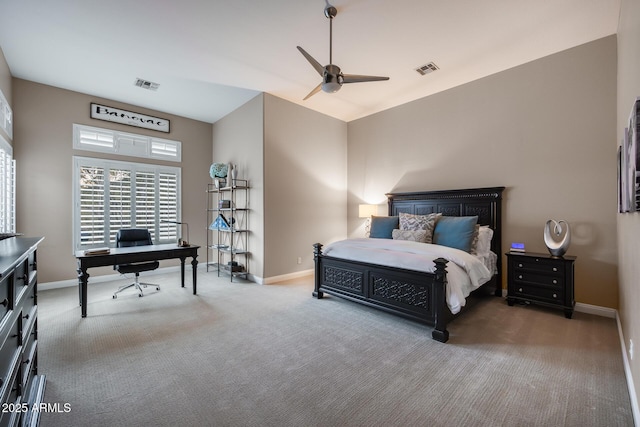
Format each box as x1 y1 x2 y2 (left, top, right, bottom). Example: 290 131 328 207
313 187 505 343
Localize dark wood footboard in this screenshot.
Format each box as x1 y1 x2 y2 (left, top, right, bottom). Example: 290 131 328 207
313 243 451 342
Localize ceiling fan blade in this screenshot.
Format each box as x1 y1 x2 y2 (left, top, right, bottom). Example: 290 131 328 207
297 46 325 77
342 74 390 84
303 83 322 100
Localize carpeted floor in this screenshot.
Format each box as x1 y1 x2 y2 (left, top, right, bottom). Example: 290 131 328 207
36 271 633 426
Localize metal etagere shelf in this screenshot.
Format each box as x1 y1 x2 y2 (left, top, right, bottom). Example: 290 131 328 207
206 179 249 281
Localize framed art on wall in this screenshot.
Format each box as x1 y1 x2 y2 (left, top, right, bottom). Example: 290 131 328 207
90 103 170 133
619 97 640 213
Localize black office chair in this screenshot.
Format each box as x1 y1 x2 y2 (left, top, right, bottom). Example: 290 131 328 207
113 228 160 299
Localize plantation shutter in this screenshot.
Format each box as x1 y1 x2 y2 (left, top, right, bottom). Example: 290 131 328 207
73 156 180 251
108 169 132 244
158 172 179 241
135 170 156 240
0 147 15 234
79 166 106 245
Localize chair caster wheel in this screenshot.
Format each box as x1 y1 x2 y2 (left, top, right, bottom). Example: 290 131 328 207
113 295 117 299
138 293 143 297
156 287 160 291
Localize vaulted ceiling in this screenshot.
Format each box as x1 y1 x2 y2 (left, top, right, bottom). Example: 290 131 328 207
0 0 621 123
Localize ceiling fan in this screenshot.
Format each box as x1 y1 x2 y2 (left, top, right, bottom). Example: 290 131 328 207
297 4 389 100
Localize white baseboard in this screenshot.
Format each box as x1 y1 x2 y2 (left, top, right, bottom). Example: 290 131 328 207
39 265 313 290
255 269 314 285
574 302 617 318
38 264 203 291
500 289 616 318
617 310 640 426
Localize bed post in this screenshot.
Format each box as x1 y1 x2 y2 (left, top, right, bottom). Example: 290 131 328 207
432 258 450 343
313 243 324 299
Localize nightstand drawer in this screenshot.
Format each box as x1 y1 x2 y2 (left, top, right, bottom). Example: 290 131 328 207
513 284 564 304
512 258 565 275
513 272 564 288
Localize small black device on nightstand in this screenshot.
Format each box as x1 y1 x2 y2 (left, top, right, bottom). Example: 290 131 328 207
505 251 576 318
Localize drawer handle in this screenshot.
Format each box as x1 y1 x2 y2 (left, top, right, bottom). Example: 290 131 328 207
519 288 523 292
23 313 30 320
552 280 558 284
553 267 558 272
518 275 523 279
23 358 30 365
553 293 557 298
0 298 7 307
518 263 523 268
535 258 539 262
21 274 28 282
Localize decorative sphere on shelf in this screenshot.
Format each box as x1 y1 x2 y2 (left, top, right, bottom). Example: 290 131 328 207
210 163 228 179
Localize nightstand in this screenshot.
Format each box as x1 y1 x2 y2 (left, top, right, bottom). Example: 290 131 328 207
506 252 576 318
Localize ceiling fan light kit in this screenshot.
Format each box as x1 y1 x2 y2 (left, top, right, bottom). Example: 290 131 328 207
297 4 389 100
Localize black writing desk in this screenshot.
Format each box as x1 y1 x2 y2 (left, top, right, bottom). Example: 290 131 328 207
75 244 199 317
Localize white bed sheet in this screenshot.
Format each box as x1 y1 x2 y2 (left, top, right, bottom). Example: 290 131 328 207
323 238 493 314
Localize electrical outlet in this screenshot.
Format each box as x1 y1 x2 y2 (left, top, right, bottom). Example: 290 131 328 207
297 257 302 265
630 339 634 361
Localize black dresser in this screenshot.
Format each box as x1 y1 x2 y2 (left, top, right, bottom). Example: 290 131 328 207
506 251 576 318
0 237 45 427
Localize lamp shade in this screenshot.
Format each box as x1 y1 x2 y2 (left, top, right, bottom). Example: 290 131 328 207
358 204 377 218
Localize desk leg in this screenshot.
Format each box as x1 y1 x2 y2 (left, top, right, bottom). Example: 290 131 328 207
180 257 186 288
192 255 198 295
76 263 89 318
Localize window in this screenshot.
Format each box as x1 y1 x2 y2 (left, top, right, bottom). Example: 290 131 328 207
73 156 180 251
0 134 15 234
73 124 181 162
0 89 12 139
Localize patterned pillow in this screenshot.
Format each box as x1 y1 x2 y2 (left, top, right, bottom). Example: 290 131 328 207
392 229 428 243
398 212 441 243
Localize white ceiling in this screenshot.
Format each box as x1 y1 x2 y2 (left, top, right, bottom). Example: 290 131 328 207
0 0 621 124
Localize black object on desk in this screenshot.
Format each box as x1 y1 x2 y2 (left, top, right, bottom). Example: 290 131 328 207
506 251 576 318
75 243 199 318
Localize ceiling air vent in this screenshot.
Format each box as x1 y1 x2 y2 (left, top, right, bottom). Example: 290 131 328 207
134 78 160 91
415 62 439 76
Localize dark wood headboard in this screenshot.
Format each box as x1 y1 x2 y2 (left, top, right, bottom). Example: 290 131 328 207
386 187 505 286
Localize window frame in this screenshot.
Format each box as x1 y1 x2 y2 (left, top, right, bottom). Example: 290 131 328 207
73 123 181 162
0 134 15 234
72 155 181 252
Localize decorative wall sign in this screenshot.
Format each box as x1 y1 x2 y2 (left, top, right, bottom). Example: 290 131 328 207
90 103 170 133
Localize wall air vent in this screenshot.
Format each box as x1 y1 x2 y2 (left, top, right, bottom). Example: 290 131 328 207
134 78 160 91
415 62 439 76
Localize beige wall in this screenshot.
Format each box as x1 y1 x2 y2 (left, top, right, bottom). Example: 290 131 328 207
347 36 618 308
0 48 11 143
12 79 213 283
212 93 348 281
617 0 640 413
263 94 347 278
212 94 265 278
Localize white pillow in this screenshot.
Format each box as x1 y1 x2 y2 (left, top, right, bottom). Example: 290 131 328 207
474 226 494 255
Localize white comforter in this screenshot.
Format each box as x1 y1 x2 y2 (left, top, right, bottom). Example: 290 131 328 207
322 238 492 314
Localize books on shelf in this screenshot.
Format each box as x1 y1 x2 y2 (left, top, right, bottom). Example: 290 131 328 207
84 247 110 255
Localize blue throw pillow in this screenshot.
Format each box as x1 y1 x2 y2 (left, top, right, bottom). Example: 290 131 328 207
432 216 479 252
369 216 399 239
